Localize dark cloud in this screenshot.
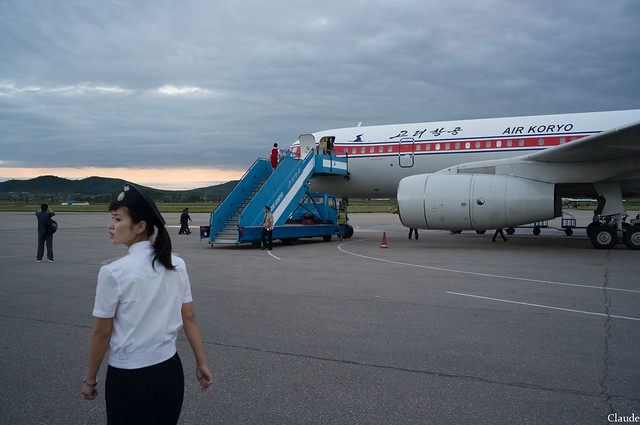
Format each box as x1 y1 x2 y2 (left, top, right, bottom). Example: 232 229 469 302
1 0 639 172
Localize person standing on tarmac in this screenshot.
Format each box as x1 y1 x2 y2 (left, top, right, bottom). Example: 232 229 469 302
261 205 274 250
338 208 348 240
35 203 55 262
81 184 212 424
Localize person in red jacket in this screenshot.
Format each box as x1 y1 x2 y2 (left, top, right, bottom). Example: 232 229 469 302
270 143 280 169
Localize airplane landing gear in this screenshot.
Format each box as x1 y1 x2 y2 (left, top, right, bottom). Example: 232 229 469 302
623 224 640 250
587 215 640 250
588 182 640 250
589 224 618 249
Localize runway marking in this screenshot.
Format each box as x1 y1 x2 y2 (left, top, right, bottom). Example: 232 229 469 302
268 250 281 260
447 291 640 322
337 240 640 294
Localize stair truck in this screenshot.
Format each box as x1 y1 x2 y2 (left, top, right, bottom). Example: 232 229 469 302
201 140 354 246
234 189 353 245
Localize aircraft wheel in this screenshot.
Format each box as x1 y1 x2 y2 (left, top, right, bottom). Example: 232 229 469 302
343 224 354 239
476 230 486 235
589 225 618 249
564 228 573 236
323 235 332 242
506 227 515 235
623 225 640 250
533 227 541 236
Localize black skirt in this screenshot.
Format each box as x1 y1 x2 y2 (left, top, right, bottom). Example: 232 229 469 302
105 352 184 425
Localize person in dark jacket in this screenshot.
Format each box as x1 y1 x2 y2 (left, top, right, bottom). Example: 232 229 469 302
35 203 55 262
179 208 192 234
492 228 508 242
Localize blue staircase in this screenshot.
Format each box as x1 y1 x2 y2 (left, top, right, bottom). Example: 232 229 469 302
207 150 348 244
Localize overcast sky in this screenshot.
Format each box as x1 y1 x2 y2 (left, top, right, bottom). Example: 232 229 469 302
1 0 639 189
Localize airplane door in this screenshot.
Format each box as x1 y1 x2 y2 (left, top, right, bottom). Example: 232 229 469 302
398 138 415 168
319 136 335 155
299 134 316 159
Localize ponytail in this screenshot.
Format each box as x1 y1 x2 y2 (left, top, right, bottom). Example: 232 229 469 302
153 225 175 271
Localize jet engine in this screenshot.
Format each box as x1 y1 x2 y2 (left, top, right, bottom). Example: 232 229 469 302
397 174 560 230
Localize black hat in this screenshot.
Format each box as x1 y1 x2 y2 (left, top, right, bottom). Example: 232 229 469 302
116 184 166 226
264 205 270 210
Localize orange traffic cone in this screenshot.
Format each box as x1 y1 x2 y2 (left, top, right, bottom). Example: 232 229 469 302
380 232 388 248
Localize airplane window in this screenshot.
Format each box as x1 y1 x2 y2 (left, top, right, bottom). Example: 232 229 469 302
571 137 577 141
455 143 460 150
560 137 566 144
379 146 383 153
519 139 525 146
425 144 430 150
361 147 366 153
445 143 450 150
370 147 375 153
352 147 357 154
496 140 502 148
486 141 491 148
507 140 512 147
435 143 440 150
388 146 393 152
416 144 421 151
538 138 544 145
465 142 470 149
475 142 481 148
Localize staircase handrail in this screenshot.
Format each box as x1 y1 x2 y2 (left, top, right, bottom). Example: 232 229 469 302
239 150 317 227
209 158 271 238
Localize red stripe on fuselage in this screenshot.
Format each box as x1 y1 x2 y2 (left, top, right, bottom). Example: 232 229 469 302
290 134 591 157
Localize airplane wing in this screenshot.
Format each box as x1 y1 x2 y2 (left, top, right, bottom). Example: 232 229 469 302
525 120 640 163
436 120 640 189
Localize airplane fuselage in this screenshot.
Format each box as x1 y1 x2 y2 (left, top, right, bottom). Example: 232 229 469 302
290 110 640 198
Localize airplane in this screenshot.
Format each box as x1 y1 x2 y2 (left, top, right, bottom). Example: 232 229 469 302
287 109 640 249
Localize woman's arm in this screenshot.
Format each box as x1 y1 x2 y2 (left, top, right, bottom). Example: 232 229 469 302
182 302 213 390
82 317 113 400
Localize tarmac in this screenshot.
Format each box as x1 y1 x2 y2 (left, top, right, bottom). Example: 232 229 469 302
0 210 639 424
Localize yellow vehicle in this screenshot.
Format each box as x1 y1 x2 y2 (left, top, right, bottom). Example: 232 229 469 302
389 205 398 214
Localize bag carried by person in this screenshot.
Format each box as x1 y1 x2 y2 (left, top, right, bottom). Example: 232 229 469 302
46 218 58 235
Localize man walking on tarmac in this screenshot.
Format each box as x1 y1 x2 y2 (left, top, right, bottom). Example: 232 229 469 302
261 205 274 250
492 228 508 242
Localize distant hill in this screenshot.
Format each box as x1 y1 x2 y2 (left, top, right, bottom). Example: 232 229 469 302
0 175 237 203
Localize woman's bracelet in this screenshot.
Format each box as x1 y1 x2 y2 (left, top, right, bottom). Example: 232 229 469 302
83 377 99 387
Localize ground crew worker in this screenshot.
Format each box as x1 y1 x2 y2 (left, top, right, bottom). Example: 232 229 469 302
261 205 274 250
338 208 348 240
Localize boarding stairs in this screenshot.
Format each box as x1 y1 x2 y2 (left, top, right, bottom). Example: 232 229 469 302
212 177 268 243
207 148 348 244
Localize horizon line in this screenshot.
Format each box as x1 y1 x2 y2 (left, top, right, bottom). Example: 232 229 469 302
0 166 245 191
